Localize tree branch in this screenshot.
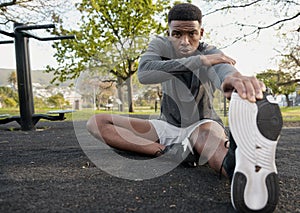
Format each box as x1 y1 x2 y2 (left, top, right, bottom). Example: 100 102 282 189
0 0 17 8
101 79 117 83
203 0 263 17
285 0 300 6
275 48 300 68
260 12 300 30
220 28 259 49
236 12 300 30
220 12 300 49
277 79 300 86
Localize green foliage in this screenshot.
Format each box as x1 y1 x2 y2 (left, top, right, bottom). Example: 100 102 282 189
0 87 18 108
7 71 17 90
46 93 70 108
34 97 48 109
3 97 17 108
47 0 176 112
256 69 296 95
48 0 172 83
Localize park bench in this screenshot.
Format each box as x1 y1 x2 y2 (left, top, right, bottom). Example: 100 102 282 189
47 109 75 120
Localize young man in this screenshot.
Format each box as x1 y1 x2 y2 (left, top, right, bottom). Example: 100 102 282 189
87 3 282 212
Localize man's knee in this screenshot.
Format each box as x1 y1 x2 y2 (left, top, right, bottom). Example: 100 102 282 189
86 114 111 137
190 121 225 146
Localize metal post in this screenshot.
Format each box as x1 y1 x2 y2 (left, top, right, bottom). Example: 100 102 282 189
0 23 74 130
224 96 227 117
14 23 35 130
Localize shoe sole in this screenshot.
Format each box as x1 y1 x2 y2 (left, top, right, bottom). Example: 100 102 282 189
229 92 283 212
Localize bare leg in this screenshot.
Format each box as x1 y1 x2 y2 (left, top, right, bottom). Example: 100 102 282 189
86 114 165 156
189 121 229 177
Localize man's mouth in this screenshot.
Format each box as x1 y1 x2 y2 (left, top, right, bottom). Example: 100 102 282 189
179 48 192 55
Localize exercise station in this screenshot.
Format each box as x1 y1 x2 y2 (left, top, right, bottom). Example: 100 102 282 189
0 23 74 130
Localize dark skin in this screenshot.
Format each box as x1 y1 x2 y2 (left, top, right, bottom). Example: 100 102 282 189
167 20 266 102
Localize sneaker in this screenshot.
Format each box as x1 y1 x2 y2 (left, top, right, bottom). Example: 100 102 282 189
221 131 237 180
228 92 282 212
156 141 200 167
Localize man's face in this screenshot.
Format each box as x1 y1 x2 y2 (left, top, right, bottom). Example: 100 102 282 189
168 20 203 57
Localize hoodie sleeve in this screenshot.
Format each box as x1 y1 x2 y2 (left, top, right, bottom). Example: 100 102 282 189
138 36 203 84
138 36 238 89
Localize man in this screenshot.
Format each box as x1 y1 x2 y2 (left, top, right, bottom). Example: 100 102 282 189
87 3 282 212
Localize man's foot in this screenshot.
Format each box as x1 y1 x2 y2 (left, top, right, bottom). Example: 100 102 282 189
221 131 237 180
228 92 283 212
156 141 200 167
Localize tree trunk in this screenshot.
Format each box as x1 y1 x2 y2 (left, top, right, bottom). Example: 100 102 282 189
285 93 292 107
126 76 134 112
117 77 124 112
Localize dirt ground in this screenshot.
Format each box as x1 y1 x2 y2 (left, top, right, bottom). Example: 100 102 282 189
0 120 299 213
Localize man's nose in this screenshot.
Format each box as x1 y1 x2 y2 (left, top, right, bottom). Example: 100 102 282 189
180 35 189 45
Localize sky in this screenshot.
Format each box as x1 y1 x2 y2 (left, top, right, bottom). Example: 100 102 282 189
0 1 293 77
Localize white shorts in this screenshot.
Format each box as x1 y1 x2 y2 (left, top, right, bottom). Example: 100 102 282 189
149 119 221 147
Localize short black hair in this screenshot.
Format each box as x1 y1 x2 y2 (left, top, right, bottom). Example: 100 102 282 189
168 3 202 25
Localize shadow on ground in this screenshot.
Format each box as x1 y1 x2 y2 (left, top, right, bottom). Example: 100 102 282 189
0 121 299 212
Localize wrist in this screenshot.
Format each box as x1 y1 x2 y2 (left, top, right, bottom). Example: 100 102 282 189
199 55 209 66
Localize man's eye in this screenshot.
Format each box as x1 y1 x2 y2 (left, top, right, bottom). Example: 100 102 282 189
189 32 195 37
172 32 181 37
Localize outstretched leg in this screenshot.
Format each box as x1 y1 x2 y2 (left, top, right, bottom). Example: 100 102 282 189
86 114 165 156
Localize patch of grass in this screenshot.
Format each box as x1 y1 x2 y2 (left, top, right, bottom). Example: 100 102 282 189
1 106 299 123
280 106 300 122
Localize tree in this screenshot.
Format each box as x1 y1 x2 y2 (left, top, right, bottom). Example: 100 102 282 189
201 0 300 48
203 0 299 108
275 33 300 86
257 32 300 107
0 86 18 108
47 93 69 108
0 0 73 26
47 0 173 112
7 71 17 91
257 69 296 106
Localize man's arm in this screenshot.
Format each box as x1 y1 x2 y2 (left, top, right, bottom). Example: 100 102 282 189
138 36 236 84
138 36 265 102
202 47 266 102
138 36 203 84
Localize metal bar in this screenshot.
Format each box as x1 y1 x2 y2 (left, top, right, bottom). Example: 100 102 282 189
22 31 75 41
0 40 14 44
14 23 35 131
35 35 75 41
14 24 55 31
0 29 14 37
224 96 227 117
0 116 20 125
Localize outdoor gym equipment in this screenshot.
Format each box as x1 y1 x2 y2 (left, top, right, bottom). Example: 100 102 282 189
0 23 75 131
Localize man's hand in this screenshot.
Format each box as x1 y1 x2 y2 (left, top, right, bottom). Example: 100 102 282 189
221 72 266 102
200 53 236 66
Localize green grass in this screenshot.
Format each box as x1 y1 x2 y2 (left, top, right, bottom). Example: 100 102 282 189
1 106 299 123
0 107 160 122
280 106 300 122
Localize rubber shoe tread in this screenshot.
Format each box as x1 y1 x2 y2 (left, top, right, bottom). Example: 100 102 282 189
229 92 282 213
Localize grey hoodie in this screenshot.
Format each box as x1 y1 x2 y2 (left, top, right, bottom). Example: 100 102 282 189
138 36 237 127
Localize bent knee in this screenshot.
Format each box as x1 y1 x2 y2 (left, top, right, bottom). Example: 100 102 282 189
86 114 111 136
191 121 225 142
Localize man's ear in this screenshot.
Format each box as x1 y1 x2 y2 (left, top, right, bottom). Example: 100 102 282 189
200 28 204 37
